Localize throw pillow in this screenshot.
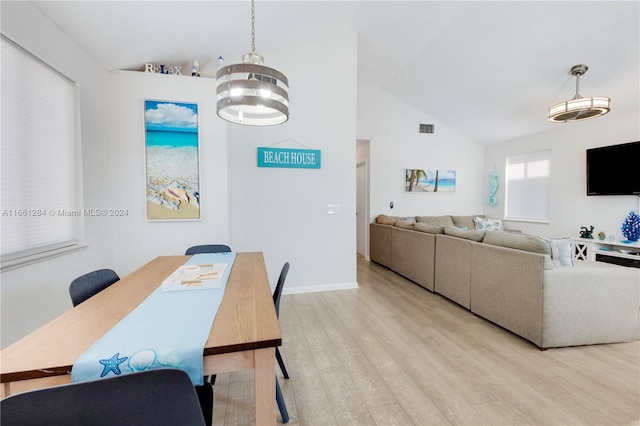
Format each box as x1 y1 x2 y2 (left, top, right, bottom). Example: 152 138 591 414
550 237 575 267
541 237 562 268
474 217 504 231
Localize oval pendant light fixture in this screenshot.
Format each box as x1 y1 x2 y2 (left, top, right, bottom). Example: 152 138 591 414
216 0 289 126
548 64 610 123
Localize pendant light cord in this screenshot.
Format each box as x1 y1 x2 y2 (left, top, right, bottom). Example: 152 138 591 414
251 0 256 54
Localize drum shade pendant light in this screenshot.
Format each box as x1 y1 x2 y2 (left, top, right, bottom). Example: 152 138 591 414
548 64 610 123
216 0 289 126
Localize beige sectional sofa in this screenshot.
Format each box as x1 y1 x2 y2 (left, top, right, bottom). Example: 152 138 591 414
370 214 640 349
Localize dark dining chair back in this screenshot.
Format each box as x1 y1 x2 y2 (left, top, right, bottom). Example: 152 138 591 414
184 243 230 423
185 244 232 255
273 262 291 423
69 268 120 307
273 262 290 319
273 262 290 380
0 369 206 426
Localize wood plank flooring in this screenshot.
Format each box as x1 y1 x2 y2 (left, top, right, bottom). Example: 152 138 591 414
212 256 640 425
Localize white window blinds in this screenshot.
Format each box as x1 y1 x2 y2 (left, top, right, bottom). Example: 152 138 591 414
505 149 551 222
1 35 82 267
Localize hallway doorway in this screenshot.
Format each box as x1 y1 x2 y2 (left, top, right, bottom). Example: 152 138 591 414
356 139 370 258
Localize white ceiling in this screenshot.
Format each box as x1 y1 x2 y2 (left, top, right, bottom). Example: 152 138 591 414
32 1 640 145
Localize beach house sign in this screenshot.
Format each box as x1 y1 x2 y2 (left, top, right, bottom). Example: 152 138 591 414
257 147 321 169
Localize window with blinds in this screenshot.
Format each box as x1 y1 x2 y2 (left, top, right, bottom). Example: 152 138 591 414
1 35 83 269
504 149 551 223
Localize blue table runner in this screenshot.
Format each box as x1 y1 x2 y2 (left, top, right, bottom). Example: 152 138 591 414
71 252 236 385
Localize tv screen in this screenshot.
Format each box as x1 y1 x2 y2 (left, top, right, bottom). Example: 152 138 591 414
586 141 640 196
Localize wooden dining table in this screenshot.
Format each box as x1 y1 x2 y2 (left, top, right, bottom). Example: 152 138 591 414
0 252 281 425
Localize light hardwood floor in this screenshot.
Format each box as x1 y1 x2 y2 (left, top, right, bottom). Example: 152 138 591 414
212 256 640 425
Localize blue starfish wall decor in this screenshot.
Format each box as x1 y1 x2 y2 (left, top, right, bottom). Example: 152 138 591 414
99 352 128 377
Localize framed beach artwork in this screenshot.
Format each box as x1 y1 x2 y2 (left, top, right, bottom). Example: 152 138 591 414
144 100 200 220
405 169 456 193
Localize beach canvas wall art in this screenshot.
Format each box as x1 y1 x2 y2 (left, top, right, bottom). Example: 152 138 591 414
405 169 456 193
145 100 200 220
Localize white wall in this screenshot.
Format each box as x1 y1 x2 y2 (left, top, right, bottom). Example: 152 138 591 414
1 2 114 347
357 86 485 220
0 4 358 347
108 72 229 274
228 27 358 292
483 109 640 239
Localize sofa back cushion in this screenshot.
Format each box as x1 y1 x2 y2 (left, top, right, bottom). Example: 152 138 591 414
375 214 396 225
394 220 415 230
451 215 483 230
483 230 552 255
415 223 444 234
416 215 455 227
444 226 485 242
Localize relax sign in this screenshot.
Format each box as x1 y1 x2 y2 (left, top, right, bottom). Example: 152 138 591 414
257 147 321 169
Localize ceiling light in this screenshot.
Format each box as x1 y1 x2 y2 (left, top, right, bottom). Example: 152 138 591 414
548 64 610 123
216 0 289 126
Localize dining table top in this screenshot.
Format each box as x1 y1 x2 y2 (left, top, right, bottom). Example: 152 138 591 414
0 251 282 384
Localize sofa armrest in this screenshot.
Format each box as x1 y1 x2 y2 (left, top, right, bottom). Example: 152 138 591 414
470 243 546 346
541 263 640 348
391 227 436 291
370 223 392 268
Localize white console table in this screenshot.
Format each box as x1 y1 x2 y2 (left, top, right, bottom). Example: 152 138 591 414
573 237 640 267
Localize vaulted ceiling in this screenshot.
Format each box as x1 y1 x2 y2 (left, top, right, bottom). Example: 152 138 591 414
32 1 639 145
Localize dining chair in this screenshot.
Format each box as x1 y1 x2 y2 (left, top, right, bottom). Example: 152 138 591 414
273 262 291 423
0 369 206 426
203 262 291 423
194 382 214 426
276 375 289 423
273 262 290 380
69 268 120 307
184 243 230 424
185 244 231 255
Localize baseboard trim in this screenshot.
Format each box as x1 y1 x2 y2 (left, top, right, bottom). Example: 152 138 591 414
283 281 358 295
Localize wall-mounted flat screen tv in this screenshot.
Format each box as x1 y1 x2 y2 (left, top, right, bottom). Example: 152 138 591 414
586 141 640 196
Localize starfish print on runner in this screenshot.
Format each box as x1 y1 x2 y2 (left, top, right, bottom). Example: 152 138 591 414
99 352 128 377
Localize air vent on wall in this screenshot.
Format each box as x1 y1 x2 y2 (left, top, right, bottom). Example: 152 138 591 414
419 123 434 134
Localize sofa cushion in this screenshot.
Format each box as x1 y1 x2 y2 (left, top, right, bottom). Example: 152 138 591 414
452 215 483 230
483 231 552 255
444 225 485 242
394 220 415 230
375 214 396 225
474 217 504 231
415 223 444 234
415 215 455 227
